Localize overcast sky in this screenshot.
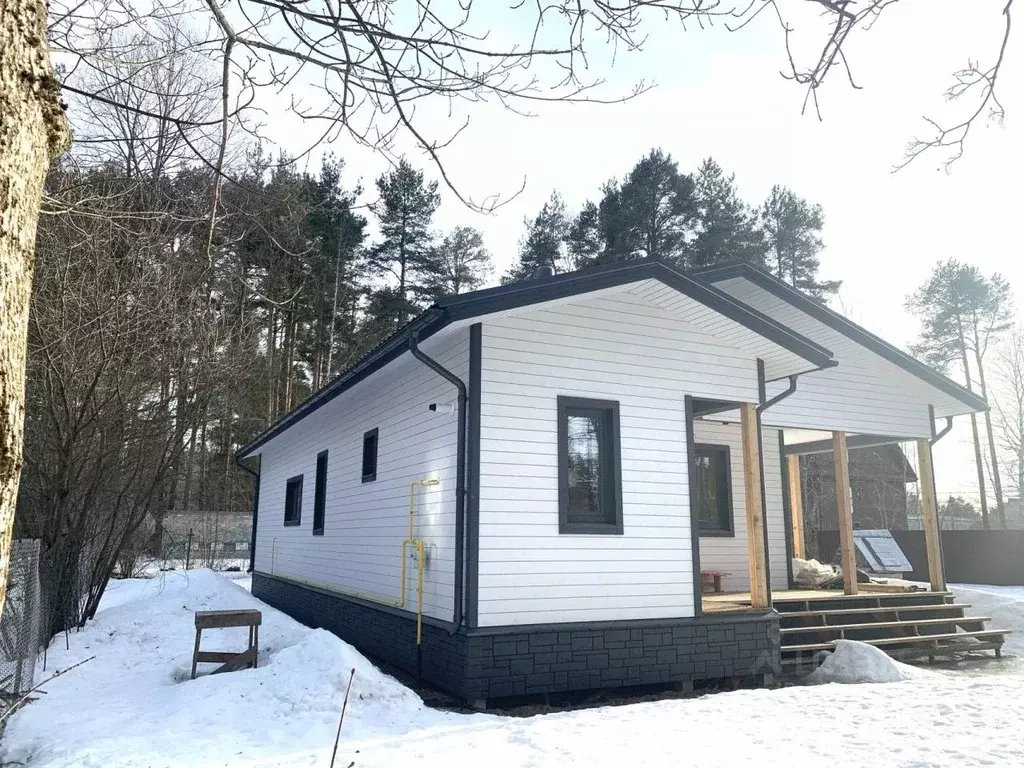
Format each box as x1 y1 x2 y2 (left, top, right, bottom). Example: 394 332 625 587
271 0 1021 501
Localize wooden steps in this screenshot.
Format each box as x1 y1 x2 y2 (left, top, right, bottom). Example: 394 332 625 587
781 603 972 619
784 630 1010 654
779 616 991 635
776 590 1010 670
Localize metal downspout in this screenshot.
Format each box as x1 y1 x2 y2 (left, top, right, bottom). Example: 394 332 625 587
755 362 801 607
235 456 260 573
408 327 467 635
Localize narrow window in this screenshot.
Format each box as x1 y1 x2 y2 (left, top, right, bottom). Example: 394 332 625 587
313 450 328 535
694 444 733 535
557 396 622 534
361 428 378 483
284 475 303 526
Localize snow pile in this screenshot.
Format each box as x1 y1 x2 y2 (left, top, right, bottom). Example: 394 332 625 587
792 557 838 588
952 583 1024 655
2 570 459 768
805 640 934 684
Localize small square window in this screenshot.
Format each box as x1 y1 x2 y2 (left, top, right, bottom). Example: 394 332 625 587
362 428 378 483
694 444 733 536
313 450 328 535
284 475 303 526
557 396 623 534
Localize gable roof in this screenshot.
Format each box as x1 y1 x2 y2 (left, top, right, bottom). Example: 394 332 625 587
694 261 988 414
237 259 833 458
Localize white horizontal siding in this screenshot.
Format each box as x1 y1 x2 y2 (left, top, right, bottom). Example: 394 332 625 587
476 290 765 627
695 421 788 592
716 279 943 437
253 330 467 622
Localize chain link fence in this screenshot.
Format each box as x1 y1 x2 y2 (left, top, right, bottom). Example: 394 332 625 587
158 512 250 572
0 540 42 694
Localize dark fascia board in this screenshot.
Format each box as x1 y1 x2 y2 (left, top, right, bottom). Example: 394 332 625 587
696 262 988 413
237 259 833 459
441 259 833 366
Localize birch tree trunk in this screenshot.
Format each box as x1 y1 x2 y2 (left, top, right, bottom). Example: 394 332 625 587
0 0 70 614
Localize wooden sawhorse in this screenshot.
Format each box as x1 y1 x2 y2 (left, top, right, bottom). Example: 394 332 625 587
191 609 262 680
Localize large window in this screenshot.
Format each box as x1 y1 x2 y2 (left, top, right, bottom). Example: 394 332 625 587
284 475 303 527
313 450 328 535
694 444 733 535
557 396 622 534
361 428 378 483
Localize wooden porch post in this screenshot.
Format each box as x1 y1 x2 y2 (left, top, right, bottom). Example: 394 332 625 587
740 403 769 609
916 439 947 592
832 431 858 595
786 455 806 559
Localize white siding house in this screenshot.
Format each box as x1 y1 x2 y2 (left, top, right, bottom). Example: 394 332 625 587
476 290 757 626
251 330 468 622
239 259 987 703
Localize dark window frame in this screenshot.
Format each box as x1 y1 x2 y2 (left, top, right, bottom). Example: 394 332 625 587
361 428 379 483
694 443 734 537
284 475 303 527
557 396 623 535
313 450 328 535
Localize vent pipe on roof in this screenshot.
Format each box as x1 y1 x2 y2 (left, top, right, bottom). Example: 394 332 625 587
533 265 555 280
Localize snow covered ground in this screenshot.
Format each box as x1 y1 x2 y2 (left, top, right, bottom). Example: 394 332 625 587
3 573 1023 768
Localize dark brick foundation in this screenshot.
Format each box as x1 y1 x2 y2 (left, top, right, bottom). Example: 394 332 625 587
253 572 781 703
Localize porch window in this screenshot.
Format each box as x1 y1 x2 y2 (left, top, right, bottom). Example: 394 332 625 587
284 475 303 526
695 444 733 535
557 396 623 534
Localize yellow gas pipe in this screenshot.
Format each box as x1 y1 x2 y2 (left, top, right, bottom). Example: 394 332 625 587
402 478 438 646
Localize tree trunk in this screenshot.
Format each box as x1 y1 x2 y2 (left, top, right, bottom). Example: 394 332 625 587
0 0 71 616
283 307 296 411
974 347 1007 527
325 235 342 380
960 346 991 528
266 306 277 422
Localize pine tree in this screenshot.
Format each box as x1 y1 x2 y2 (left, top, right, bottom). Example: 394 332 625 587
303 156 367 387
367 159 439 325
565 200 602 270
689 157 766 268
760 185 838 299
609 148 696 265
908 260 1015 528
503 192 569 282
359 286 420 351
419 226 492 301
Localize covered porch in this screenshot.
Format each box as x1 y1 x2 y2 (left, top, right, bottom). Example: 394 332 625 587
690 403 1008 665
690 397 949 617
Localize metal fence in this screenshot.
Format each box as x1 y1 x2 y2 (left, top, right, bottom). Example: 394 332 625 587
158 512 250 572
0 540 42 694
